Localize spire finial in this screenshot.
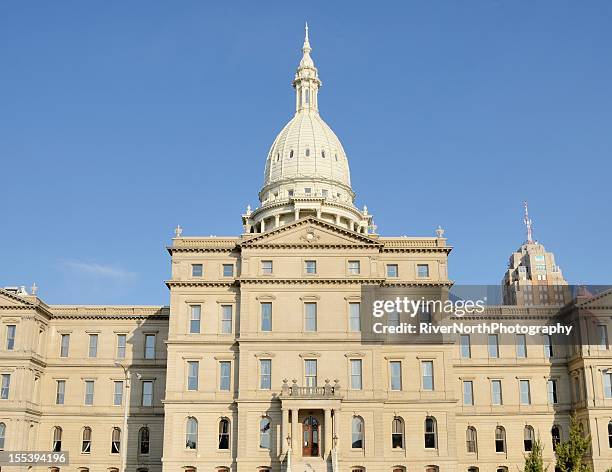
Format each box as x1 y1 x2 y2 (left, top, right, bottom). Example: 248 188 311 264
523 200 533 243
302 22 311 52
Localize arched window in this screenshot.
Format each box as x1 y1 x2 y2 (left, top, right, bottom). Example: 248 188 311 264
139 427 150 455
424 417 437 449
392 467 405 472
82 427 92 453
184 468 196 472
52 427 62 452
524 425 535 451
259 417 271 450
218 418 230 450
425 466 439 472
186 417 197 449
608 421 612 448
111 427 121 454
551 425 561 450
467 468 479 472
466 426 477 453
496 468 508 472
0 422 5 450
495 426 506 453
391 417 404 449
351 416 364 449
50 468 60 472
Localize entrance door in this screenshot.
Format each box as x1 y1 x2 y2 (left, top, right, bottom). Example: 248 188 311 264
302 416 320 457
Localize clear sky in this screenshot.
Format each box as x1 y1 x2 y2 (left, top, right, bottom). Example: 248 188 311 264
1 1 610 305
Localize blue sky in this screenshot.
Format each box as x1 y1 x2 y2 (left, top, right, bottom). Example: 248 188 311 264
1 1 610 305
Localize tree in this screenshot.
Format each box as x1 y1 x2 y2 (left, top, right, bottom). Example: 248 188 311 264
555 414 592 472
524 436 547 472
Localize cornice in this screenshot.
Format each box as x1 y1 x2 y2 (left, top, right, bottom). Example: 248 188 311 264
165 280 237 288
239 277 387 285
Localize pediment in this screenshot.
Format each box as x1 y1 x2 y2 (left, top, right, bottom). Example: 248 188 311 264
241 217 381 248
0 289 35 308
577 288 612 310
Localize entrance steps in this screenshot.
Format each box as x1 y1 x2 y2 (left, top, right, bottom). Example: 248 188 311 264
292 456 331 472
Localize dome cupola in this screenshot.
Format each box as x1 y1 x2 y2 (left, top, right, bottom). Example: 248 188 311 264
242 24 374 235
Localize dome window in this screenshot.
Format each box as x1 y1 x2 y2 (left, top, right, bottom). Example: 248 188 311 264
321 150 326 158
276 153 280 162
290 150 294 158
335 153 338 161
305 148 310 157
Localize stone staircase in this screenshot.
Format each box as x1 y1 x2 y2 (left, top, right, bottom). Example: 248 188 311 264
291 456 331 472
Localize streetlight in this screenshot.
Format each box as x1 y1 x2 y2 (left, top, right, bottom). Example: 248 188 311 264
114 362 130 472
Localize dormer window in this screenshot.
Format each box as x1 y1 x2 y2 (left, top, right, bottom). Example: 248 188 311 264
305 148 310 157
290 150 294 158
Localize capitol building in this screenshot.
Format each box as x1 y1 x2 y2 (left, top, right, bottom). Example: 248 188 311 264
1 26 612 472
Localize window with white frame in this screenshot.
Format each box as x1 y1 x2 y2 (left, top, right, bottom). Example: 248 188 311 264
116 334 126 358
56 380 65 405
6 325 16 351
261 303 272 332
221 305 233 334
304 359 317 387
390 361 402 391
187 361 199 391
304 302 317 332
463 380 474 405
88 334 98 358
141 380 153 406
60 334 70 357
0 374 9 400
260 359 271 390
84 380 94 405
520 379 531 405
144 334 156 359
349 302 361 332
491 380 503 405
219 361 231 391
189 305 201 334
421 361 434 390
348 260 360 275
350 359 362 390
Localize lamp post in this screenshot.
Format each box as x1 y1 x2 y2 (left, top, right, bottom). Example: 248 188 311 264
114 362 130 472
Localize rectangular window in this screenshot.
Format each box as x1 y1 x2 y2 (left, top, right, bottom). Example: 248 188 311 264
305 260 317 275
222 264 234 277
349 302 360 332
56 380 65 405
420 307 432 323
460 335 471 359
520 380 531 405
463 380 474 405
6 325 16 351
604 372 612 399
491 380 503 405
221 305 233 334
390 361 402 391
141 380 153 406
548 379 558 404
187 361 199 391
260 359 271 390
60 334 70 357
191 264 203 277
261 303 272 332
516 334 527 358
116 334 126 359
543 334 553 358
598 325 609 350
386 264 398 277
348 260 360 275
304 302 317 332
190 305 201 334
417 264 430 278
261 260 273 275
88 334 98 358
0 374 9 399
421 360 434 391
113 381 123 406
488 334 499 358
304 359 317 387
84 380 95 405
144 334 156 359
350 359 362 390
219 361 231 391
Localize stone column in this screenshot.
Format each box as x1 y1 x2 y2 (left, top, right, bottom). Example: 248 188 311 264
324 408 332 456
282 408 289 454
333 409 340 452
294 209 300 221
275 214 281 228
291 409 300 453
335 214 340 225
261 218 266 232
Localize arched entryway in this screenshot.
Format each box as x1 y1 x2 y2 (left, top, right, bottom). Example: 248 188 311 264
302 416 320 457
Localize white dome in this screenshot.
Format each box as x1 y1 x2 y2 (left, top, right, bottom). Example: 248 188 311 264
243 24 373 236
262 111 352 197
